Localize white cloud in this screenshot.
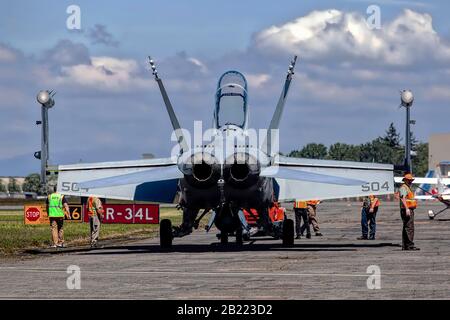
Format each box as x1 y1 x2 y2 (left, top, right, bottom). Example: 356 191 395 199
0 45 17 62
253 9 450 66
246 73 270 88
57 56 152 91
187 57 208 74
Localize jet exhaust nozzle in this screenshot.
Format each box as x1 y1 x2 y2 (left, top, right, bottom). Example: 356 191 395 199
226 153 260 186
192 161 214 182
179 152 220 187
230 163 250 182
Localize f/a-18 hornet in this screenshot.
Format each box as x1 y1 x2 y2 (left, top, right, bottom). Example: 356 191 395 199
57 56 394 247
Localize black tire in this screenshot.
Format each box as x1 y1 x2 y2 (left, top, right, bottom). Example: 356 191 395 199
282 218 294 247
220 232 228 245
160 219 173 248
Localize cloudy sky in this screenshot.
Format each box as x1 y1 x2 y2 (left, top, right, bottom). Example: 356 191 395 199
1 0 450 176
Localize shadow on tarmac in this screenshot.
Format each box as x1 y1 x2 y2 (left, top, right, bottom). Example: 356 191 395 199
72 240 401 256
24 236 401 256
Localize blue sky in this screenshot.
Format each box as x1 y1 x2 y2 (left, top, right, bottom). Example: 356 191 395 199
1 0 450 175
3 0 449 57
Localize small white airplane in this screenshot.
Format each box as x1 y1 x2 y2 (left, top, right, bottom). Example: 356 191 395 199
394 167 450 219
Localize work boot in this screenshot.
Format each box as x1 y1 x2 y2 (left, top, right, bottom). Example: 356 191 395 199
306 234 311 239
357 236 368 240
173 226 192 237
315 232 323 237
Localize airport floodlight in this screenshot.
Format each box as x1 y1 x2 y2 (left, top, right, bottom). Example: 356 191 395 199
400 90 414 107
37 90 55 108
399 89 415 173
35 89 55 192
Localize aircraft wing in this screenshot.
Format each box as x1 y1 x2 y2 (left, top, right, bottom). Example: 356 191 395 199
273 156 394 201
394 177 450 185
414 195 435 200
57 158 181 203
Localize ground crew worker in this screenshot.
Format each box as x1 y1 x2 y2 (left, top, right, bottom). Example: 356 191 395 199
307 200 323 236
46 186 70 248
399 173 420 251
358 195 380 240
293 200 311 239
87 195 105 247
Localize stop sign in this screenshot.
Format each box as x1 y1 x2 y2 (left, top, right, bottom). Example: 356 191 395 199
26 207 41 222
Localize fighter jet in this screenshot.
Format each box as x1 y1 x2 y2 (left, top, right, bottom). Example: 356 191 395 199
395 167 450 219
57 56 394 247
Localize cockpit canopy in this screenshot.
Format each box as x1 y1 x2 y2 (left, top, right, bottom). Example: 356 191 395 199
214 71 248 129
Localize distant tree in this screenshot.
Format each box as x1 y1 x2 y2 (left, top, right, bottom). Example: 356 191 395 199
327 143 361 161
412 142 428 177
8 177 21 193
382 122 401 148
289 143 328 159
0 180 6 193
285 123 429 174
288 150 302 158
23 173 41 194
410 131 418 153
358 138 398 164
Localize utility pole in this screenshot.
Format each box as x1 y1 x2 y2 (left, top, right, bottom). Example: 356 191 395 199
400 90 414 173
35 90 55 194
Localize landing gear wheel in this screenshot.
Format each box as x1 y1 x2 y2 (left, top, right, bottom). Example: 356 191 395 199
220 232 228 245
236 228 243 246
282 219 294 247
160 219 173 249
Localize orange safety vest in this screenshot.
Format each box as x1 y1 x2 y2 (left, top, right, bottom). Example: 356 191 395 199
307 200 320 206
269 205 285 222
400 184 417 209
87 196 100 217
370 197 380 208
294 200 308 209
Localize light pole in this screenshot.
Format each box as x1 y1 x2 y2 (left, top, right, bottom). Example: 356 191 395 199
35 90 55 194
400 89 414 173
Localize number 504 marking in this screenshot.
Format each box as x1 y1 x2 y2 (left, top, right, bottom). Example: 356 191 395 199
362 181 390 192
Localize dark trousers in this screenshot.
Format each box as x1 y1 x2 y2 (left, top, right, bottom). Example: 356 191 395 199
400 208 415 249
295 208 310 236
361 207 377 239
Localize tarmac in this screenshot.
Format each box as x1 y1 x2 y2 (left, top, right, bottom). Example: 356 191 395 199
1 201 450 299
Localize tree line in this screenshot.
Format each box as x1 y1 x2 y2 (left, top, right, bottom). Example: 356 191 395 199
286 123 428 177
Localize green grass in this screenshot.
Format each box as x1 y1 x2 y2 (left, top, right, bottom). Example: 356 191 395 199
0 208 182 255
